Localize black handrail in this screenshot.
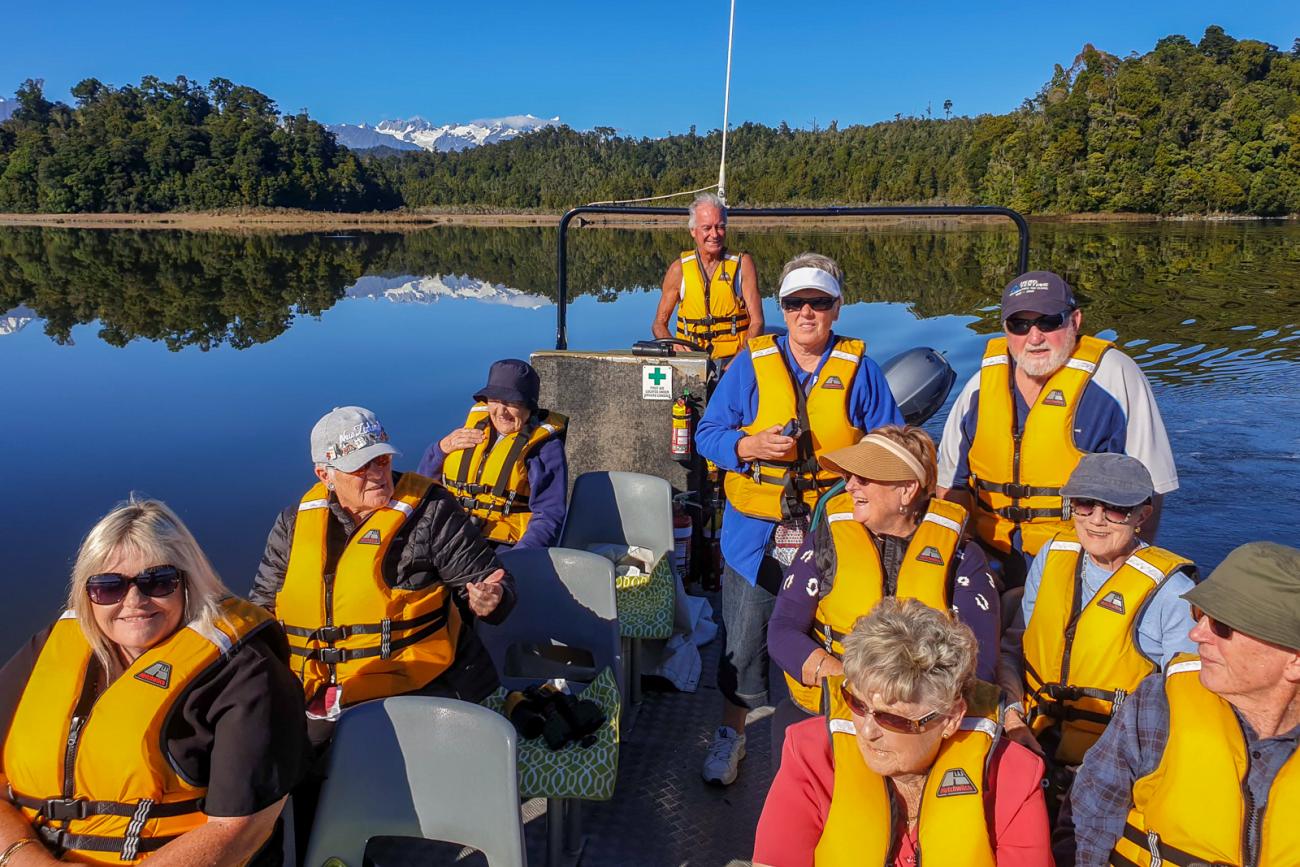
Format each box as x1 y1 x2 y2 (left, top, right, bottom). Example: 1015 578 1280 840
554 204 1031 350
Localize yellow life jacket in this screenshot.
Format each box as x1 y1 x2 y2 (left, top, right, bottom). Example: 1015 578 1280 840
277 473 460 707
815 675 1000 867
1111 655 1300 867
675 249 750 360
1022 537 1192 766
785 495 968 714
441 405 567 546
967 334 1113 557
2 598 273 864
723 334 866 522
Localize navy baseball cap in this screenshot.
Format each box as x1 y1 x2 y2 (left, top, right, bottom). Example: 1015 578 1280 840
1001 271 1077 319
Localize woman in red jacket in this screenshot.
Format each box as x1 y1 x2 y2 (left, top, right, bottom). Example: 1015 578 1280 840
754 598 1052 867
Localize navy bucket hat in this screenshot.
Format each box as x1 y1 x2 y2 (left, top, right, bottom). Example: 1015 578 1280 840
474 358 540 409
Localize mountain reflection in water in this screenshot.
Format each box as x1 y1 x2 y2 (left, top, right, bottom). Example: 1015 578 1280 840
0 221 1296 656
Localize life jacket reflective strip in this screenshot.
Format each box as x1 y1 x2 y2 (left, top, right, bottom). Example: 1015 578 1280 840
1111 655 1300 867
1022 538 1192 766
723 334 866 521
277 473 460 707
785 496 967 714
2 598 273 864
441 405 568 545
814 675 1000 867
967 334 1113 556
676 249 749 360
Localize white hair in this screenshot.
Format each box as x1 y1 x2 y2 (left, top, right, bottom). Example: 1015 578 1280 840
780 252 844 285
688 192 727 230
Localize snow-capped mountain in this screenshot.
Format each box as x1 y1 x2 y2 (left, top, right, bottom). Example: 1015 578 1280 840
344 274 548 309
0 306 36 337
327 114 560 153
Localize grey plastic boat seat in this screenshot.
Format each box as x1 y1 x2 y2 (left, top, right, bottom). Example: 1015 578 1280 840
559 471 675 565
478 546 622 694
304 696 525 867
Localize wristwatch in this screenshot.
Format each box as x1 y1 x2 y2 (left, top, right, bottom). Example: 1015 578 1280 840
1002 701 1027 725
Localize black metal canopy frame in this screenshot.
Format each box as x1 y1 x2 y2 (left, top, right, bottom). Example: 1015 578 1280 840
554 204 1031 351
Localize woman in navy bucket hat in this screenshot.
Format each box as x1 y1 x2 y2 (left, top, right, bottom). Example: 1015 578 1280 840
419 359 569 549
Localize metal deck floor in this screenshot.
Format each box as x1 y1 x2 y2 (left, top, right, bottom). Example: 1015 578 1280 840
366 593 773 867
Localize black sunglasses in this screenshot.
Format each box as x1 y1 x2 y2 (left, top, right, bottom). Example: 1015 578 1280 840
1070 498 1136 524
780 295 837 312
86 565 185 606
1004 310 1073 335
1190 604 1234 640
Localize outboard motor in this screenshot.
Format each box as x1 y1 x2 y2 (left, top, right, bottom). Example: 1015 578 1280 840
882 347 957 426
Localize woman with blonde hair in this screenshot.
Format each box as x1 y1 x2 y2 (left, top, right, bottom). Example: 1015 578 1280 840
0 498 307 866
755 598 1051 866
767 424 1001 759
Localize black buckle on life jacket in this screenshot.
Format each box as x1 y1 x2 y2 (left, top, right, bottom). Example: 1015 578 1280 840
316 647 347 665
43 797 88 822
999 505 1035 523
314 625 349 643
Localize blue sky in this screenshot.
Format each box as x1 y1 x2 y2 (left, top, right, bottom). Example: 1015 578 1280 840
4 2 1295 136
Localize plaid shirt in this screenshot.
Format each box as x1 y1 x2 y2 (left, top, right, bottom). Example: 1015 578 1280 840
1068 671 1300 866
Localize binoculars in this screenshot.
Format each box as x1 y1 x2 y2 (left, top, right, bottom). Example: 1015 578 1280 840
504 683 606 750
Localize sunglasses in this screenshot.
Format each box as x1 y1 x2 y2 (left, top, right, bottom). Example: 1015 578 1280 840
86 565 185 606
1070 498 1137 524
780 295 837 312
339 453 392 476
840 682 945 734
1190 605 1234 640
1004 310 1072 335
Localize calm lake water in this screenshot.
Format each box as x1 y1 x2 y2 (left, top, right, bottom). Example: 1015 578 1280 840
1 221 1297 658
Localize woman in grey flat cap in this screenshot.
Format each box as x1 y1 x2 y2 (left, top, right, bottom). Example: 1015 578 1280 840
1000 452 1197 806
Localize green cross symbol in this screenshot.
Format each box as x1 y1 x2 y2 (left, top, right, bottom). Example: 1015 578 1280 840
648 367 668 385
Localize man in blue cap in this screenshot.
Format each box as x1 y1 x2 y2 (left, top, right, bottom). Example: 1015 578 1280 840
421 358 569 550
936 271 1177 587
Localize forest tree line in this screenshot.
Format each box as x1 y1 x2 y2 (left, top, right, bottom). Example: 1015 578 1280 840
1 26 1297 216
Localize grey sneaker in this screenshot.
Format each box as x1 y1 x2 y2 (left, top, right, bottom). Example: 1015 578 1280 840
701 725 747 785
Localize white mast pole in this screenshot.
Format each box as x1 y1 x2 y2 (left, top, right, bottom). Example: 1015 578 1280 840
717 0 736 204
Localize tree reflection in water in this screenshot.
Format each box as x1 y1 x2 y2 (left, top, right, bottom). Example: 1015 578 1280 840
0 222 1296 363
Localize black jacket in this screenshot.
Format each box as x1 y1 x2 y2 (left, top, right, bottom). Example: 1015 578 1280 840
250 472 516 705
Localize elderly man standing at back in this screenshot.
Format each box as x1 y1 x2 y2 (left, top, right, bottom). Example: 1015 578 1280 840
694 252 902 786
1068 541 1300 866
936 271 1177 586
651 192 762 364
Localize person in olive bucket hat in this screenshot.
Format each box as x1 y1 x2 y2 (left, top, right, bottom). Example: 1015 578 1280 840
1067 541 1300 866
419 359 569 550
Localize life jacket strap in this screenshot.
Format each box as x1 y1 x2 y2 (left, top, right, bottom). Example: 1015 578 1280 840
989 504 1063 522
35 818 179 857
8 790 203 822
287 607 449 664
280 606 446 641
1114 822 1202 866
1028 681 1126 725
971 476 1062 499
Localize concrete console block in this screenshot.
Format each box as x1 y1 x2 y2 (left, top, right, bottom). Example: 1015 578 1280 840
531 350 709 495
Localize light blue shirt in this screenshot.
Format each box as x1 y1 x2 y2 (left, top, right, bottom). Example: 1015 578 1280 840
1021 541 1199 668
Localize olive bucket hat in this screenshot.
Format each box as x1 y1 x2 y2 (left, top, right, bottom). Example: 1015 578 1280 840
1183 541 1300 651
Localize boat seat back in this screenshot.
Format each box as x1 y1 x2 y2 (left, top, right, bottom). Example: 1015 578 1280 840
305 696 525 867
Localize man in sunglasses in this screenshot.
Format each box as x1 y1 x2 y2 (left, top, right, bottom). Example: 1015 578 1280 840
1068 541 1300 867
695 252 902 785
997 453 1197 818
651 192 763 363
935 270 1177 587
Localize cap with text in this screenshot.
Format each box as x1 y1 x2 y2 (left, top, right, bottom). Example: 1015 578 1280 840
1001 270 1077 319
310 406 399 473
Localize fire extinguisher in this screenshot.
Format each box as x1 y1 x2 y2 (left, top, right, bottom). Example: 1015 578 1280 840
671 391 693 460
